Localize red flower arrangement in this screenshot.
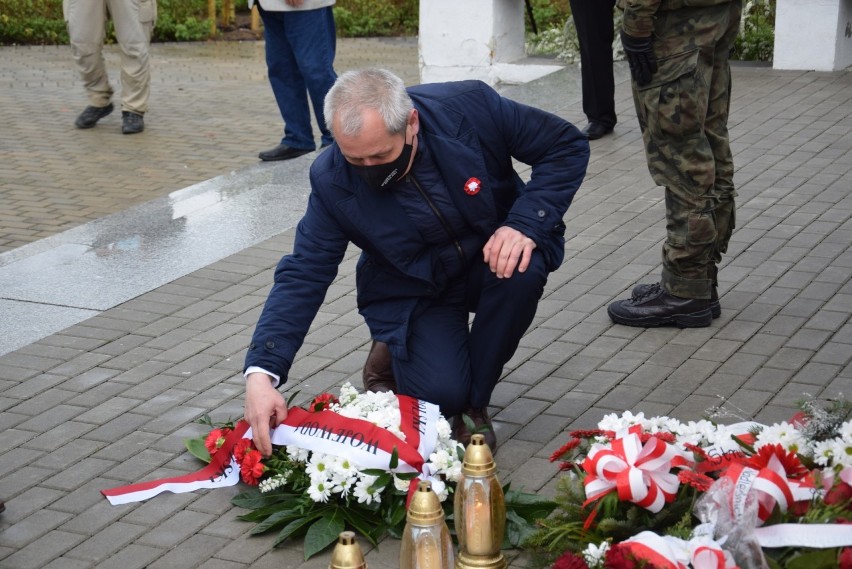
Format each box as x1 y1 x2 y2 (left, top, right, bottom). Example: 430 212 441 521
526 399 852 569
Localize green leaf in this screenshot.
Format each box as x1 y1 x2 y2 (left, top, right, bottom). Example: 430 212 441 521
304 511 345 560
786 549 839 569
250 509 302 535
272 515 319 547
389 447 399 469
340 509 382 545
184 437 211 463
232 489 294 510
286 390 301 407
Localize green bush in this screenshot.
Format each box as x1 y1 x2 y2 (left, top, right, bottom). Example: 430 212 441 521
732 0 775 62
333 0 417 37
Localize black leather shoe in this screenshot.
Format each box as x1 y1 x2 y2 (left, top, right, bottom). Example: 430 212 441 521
632 282 721 319
362 341 397 393
121 111 144 134
75 103 114 129
258 144 313 161
453 407 498 455
608 284 712 328
581 122 614 140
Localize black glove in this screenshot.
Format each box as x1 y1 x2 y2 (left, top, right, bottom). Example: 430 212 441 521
620 30 658 87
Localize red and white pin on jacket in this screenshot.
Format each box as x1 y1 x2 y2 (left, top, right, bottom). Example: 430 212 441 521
463 177 481 195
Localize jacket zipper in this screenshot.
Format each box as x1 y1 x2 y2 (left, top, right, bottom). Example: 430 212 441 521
408 174 467 269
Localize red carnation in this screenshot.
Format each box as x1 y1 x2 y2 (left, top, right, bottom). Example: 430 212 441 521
678 469 714 492
204 428 231 456
550 438 582 462
640 431 676 444
240 449 266 485
604 543 640 569
569 429 607 439
233 437 253 463
839 547 852 569
553 551 589 569
310 392 339 412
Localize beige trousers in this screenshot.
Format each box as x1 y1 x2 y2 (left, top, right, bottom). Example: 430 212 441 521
64 0 156 114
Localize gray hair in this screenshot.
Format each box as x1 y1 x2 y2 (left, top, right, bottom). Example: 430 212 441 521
323 68 414 137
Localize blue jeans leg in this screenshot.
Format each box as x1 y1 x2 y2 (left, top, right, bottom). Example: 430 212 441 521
259 8 336 149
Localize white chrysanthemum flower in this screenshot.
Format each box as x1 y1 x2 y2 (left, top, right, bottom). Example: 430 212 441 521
305 453 331 478
755 421 808 454
353 475 382 505
330 472 357 497
839 420 852 441
812 439 836 466
582 542 610 568
675 420 716 446
598 410 647 433
645 415 672 434
308 479 332 502
830 438 852 467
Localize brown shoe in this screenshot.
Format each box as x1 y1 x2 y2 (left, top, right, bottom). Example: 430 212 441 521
453 407 498 455
362 341 397 393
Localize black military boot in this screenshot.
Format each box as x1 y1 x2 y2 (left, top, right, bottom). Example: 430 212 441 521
362 341 397 393
632 282 721 318
75 103 114 129
608 284 712 328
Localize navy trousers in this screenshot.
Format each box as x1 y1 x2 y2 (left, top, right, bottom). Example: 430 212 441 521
391 252 548 417
258 7 337 150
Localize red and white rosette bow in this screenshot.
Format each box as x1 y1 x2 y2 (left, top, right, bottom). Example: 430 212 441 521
582 425 692 513
722 448 815 523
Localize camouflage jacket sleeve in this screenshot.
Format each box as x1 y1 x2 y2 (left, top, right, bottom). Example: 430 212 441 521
618 0 661 37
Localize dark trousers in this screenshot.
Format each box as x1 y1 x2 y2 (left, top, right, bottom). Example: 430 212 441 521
391 253 547 418
569 0 617 128
258 7 337 150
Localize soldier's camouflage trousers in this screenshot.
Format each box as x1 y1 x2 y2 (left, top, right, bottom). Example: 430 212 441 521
631 0 743 299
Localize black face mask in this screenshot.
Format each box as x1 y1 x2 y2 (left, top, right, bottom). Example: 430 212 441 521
352 137 413 191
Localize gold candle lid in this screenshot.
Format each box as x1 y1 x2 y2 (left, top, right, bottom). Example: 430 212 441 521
462 434 496 476
329 531 367 569
407 480 445 525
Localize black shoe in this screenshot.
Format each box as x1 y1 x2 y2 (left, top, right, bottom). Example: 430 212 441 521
581 121 614 140
75 103 114 129
608 284 713 328
121 111 144 134
632 282 721 319
258 144 313 161
453 407 498 455
362 341 397 393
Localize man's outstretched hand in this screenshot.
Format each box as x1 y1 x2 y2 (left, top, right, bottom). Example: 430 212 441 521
245 372 287 457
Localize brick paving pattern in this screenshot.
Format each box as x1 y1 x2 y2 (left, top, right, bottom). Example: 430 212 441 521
1 37 851 568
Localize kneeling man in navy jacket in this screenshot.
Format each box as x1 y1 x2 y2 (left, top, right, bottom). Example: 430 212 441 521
244 68 589 456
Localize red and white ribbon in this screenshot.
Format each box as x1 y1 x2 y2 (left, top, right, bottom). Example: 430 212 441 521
102 395 442 505
723 460 814 523
620 531 737 569
583 425 691 513
102 420 250 505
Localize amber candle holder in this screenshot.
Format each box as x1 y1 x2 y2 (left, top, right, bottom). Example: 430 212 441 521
454 434 507 569
400 480 455 569
329 531 367 569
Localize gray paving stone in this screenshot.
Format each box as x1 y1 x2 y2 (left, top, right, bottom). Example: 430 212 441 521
65 521 148 563
0 530 87 569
